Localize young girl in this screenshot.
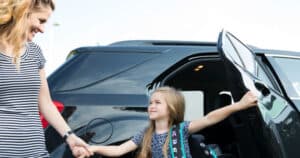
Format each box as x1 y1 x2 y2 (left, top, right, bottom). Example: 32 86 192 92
80 86 257 158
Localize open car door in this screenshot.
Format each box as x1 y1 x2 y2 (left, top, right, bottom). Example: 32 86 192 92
217 30 300 158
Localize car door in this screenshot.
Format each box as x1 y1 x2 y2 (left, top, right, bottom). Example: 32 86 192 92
217 30 300 158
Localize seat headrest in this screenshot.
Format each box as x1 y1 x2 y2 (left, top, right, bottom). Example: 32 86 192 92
215 92 232 107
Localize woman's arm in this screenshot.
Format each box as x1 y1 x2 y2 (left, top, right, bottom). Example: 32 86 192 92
38 69 92 157
38 69 70 137
188 91 257 134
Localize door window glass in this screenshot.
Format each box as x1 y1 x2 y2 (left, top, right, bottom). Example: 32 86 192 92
227 34 256 74
222 35 244 67
257 64 276 90
273 57 300 97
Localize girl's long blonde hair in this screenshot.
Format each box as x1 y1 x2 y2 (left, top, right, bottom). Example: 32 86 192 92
137 86 185 158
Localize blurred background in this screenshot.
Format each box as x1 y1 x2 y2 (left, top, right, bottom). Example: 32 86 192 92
34 0 300 75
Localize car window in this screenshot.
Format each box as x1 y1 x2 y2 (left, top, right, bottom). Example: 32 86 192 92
182 91 204 121
255 56 281 92
272 57 300 97
257 65 274 88
226 33 256 74
222 34 244 67
50 51 158 91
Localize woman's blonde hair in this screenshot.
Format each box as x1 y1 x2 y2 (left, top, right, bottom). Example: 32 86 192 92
31 0 55 12
137 86 185 158
0 0 31 67
0 0 55 69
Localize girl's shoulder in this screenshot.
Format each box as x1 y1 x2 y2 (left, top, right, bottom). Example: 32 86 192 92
179 121 191 129
175 121 191 136
131 127 147 146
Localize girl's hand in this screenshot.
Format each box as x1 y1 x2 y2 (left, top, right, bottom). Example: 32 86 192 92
237 91 258 110
66 134 93 158
74 146 92 158
77 145 98 158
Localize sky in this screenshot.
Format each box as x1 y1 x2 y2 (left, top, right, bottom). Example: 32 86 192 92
34 0 300 75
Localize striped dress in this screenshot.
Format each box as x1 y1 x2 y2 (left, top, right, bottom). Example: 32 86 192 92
0 42 49 157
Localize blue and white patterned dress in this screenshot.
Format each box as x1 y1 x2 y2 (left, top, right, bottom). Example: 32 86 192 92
131 121 192 158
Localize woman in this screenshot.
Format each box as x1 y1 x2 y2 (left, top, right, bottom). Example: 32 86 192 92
0 0 91 157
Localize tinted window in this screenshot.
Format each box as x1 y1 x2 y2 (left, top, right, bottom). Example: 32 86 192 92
255 56 281 93
50 51 158 91
273 57 300 97
227 34 256 74
257 64 276 90
222 35 244 67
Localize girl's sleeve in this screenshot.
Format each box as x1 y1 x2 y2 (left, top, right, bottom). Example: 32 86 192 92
183 121 191 137
131 128 146 146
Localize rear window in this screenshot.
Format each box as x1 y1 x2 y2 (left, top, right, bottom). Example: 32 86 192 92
48 51 158 91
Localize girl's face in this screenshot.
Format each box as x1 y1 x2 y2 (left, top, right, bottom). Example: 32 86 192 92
27 7 52 41
148 92 169 121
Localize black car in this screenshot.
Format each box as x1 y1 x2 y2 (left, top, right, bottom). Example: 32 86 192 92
46 31 300 158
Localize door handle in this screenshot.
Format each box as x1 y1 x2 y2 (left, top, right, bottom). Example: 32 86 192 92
254 80 270 96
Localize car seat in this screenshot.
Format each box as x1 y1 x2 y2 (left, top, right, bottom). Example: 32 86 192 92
214 92 232 108
189 134 228 158
188 92 235 158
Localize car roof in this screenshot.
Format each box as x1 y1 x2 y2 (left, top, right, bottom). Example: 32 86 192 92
109 40 217 47
72 40 219 55
254 48 300 56
71 40 300 58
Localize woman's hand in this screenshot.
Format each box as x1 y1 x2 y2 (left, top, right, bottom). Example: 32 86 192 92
66 134 93 158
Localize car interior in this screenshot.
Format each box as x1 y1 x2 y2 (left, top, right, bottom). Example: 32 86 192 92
159 55 262 158
93 54 264 158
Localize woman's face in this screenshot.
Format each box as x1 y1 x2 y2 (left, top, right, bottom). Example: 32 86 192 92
27 7 52 41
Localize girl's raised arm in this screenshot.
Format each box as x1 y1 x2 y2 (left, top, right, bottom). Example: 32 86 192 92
188 91 257 134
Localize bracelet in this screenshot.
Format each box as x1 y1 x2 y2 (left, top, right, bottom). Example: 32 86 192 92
63 130 73 142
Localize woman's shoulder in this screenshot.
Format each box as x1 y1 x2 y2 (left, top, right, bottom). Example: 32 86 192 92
25 42 46 68
26 42 42 50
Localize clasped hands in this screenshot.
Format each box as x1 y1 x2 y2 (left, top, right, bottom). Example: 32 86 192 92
66 134 94 158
